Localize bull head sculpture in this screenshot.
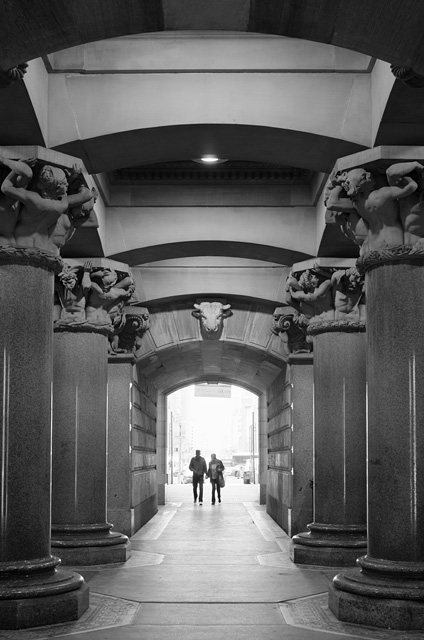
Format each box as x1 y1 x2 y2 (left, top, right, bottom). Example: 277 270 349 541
192 301 232 339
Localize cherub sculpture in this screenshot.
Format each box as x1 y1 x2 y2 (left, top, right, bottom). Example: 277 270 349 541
331 267 365 322
326 165 418 253
0 157 94 255
285 268 334 323
84 263 136 326
54 261 91 325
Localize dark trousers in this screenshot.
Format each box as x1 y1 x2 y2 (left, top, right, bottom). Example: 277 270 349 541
193 474 204 502
211 479 221 504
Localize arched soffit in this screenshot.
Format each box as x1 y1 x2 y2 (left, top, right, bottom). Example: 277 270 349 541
55 125 367 176
135 300 287 394
48 72 371 160
131 258 292 307
104 196 318 264
3 1 424 75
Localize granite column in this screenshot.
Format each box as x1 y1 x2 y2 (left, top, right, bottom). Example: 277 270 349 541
329 250 424 629
292 323 367 565
0 249 88 629
51 326 130 565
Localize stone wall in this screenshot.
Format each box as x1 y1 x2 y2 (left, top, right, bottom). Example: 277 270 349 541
107 361 158 536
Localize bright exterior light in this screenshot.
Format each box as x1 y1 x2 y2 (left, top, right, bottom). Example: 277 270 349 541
200 155 220 163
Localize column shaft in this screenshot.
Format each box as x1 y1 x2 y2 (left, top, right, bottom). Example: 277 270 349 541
292 329 367 565
330 259 424 629
51 329 130 565
0 258 88 629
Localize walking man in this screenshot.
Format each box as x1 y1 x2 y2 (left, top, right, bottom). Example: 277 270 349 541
207 453 225 505
189 449 207 505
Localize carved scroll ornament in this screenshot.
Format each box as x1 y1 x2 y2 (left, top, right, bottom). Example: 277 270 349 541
272 307 312 355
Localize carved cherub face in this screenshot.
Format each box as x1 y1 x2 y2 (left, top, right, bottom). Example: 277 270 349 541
345 267 362 291
59 268 78 290
91 268 118 289
299 270 319 292
37 165 68 199
342 168 375 198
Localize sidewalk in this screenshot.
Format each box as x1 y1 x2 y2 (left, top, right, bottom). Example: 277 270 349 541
1 481 421 639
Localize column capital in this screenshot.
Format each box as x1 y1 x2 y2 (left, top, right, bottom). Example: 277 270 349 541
0 146 99 257
285 259 365 326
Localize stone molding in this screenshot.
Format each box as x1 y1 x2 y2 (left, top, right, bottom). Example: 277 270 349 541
357 243 424 273
0 246 64 273
307 320 366 336
54 321 113 336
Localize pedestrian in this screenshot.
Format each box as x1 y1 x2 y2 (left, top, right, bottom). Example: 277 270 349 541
189 449 207 505
207 453 225 505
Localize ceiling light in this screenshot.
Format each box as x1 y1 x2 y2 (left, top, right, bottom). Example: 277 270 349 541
193 156 228 165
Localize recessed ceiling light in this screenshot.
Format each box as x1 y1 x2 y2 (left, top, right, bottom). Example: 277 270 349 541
192 156 228 165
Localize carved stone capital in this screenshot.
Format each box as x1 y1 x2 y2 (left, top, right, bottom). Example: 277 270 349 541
357 243 424 274
0 246 64 273
307 320 366 336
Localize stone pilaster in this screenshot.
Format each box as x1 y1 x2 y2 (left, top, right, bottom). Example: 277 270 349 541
329 247 424 629
287 353 314 537
51 324 130 565
291 321 367 565
0 248 88 629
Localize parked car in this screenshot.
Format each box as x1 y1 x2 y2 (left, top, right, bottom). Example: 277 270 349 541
182 468 192 484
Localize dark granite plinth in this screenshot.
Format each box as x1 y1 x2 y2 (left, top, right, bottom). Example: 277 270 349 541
291 523 367 566
0 561 89 630
329 557 424 630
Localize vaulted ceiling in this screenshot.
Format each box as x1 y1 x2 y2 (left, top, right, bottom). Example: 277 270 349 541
1 0 423 392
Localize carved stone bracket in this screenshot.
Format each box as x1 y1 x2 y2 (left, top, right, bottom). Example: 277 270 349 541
390 65 424 88
0 246 64 273
0 63 28 88
307 320 366 336
272 307 312 354
357 243 424 274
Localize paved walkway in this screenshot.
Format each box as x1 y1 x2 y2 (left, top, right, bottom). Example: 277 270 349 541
1 481 422 639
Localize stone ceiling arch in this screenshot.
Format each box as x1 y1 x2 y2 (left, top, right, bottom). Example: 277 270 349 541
135 300 287 394
2 1 424 75
55 124 367 176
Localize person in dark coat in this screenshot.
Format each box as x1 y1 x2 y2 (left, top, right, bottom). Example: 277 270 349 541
207 453 225 505
189 449 208 504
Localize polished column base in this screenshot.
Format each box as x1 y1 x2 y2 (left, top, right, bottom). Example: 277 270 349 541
0 556 89 630
291 522 367 566
329 556 424 630
51 523 131 566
